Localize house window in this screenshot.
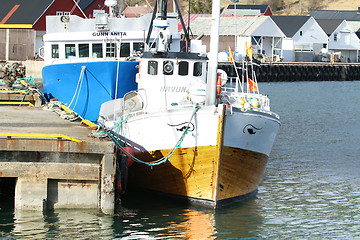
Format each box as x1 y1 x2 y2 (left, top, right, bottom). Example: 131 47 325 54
64 12 70 15
334 33 338 41
51 44 59 58
300 31 303 36
323 43 327 48
178 61 189 76
65 44 76 58
92 43 103 58
193 62 202 76
148 61 158 75
79 44 89 58
120 43 130 57
56 11 63 16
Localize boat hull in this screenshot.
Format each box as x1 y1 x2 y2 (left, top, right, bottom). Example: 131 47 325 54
122 105 280 207
129 145 268 207
42 61 138 121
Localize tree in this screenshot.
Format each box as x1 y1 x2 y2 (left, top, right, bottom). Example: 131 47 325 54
307 0 324 11
268 0 285 12
189 0 212 14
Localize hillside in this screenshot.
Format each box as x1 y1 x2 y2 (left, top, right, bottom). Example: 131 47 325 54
221 0 360 15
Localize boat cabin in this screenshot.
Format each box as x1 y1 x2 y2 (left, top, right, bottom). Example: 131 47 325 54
136 52 208 111
40 14 181 66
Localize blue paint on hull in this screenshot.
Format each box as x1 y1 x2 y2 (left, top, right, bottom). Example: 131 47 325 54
42 61 138 121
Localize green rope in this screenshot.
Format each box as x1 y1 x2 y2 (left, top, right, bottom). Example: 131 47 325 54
15 76 36 87
106 106 199 167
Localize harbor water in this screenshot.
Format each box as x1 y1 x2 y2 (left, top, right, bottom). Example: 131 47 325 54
1 81 360 239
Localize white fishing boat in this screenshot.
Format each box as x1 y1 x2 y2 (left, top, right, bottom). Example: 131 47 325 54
99 0 280 207
39 0 180 121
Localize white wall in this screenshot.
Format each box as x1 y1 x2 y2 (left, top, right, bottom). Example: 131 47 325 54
282 38 294 62
237 36 252 58
293 17 328 52
328 20 360 62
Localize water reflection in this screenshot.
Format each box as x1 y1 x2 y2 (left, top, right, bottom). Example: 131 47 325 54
215 200 265 239
117 191 265 239
1 209 114 239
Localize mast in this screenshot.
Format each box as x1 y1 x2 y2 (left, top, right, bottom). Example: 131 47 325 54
205 0 221 106
145 0 190 51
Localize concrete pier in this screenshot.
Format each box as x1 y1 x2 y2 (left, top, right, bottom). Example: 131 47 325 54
0 105 116 214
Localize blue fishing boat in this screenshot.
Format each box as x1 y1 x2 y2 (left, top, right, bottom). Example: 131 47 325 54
40 1 180 121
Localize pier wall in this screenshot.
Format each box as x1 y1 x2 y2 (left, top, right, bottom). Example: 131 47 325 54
0 137 116 214
219 63 360 82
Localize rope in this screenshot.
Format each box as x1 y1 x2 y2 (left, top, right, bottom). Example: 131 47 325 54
68 66 86 108
105 106 199 167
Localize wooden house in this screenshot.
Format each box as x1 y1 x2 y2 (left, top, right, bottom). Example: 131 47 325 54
189 15 285 61
328 20 360 62
223 5 273 16
271 16 328 62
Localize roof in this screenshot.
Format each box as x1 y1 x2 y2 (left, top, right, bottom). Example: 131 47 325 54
316 19 344 35
0 0 54 27
77 0 96 10
347 21 360 32
309 10 360 21
190 16 276 36
227 5 270 14
222 9 261 16
271 15 311 37
122 6 152 18
179 14 233 31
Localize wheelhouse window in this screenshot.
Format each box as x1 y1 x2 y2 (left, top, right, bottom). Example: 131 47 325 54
178 61 189 76
133 42 144 53
65 44 76 58
148 60 158 75
120 43 130 57
163 61 174 75
92 43 103 58
106 43 116 57
193 62 203 76
51 44 59 58
78 44 89 58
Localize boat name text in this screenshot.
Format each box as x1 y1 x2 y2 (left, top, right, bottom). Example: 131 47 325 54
160 86 188 92
92 31 127 37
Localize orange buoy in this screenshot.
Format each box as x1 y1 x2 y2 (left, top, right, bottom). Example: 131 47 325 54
216 72 222 96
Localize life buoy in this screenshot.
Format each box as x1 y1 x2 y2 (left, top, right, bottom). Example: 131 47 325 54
216 72 222 96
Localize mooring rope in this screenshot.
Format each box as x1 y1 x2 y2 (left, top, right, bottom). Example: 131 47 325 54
105 106 199 167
